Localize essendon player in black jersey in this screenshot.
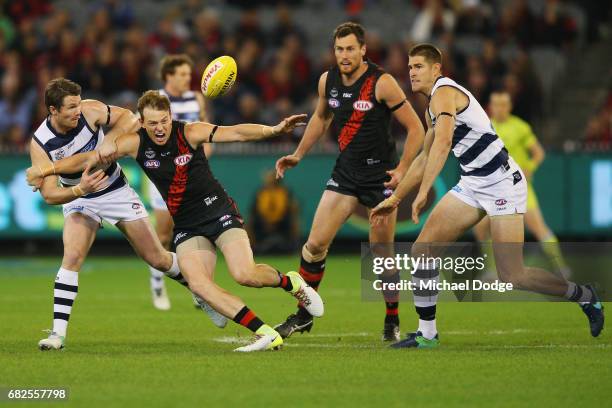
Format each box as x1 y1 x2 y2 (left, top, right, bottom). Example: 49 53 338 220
275 22 425 341
30 90 325 352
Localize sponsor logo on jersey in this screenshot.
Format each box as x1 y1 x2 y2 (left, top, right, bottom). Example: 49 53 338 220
328 98 340 108
512 171 523 185
452 185 462 193
204 195 218 206
495 198 507 206
330 87 338 97
144 159 160 168
161 151 171 157
145 148 156 159
326 178 339 188
54 149 65 160
353 100 373 112
219 214 231 222
366 158 381 165
222 220 233 227
132 203 141 210
80 137 97 153
174 153 193 166
174 232 188 244
343 93 352 98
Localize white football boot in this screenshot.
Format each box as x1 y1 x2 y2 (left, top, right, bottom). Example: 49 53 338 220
286 271 324 317
234 326 283 352
193 294 228 328
38 331 65 351
151 283 171 311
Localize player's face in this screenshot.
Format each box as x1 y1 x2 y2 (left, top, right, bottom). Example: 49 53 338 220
167 64 192 94
489 93 512 121
51 95 82 129
142 107 172 145
334 34 366 76
408 56 438 93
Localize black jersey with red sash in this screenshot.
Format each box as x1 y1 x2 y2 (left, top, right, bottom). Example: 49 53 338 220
136 121 236 229
325 61 398 176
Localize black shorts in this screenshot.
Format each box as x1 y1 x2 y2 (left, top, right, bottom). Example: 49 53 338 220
324 165 394 208
172 209 244 249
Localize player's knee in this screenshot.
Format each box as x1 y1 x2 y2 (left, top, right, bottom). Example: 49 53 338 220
62 248 87 270
303 242 328 261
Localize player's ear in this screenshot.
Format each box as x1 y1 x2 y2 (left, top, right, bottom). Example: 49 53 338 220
49 105 58 116
361 44 366 57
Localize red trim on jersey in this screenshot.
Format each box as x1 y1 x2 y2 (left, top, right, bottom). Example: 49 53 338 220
166 127 190 216
337 74 377 151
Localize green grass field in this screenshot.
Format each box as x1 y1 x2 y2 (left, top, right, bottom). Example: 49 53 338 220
1 255 610 407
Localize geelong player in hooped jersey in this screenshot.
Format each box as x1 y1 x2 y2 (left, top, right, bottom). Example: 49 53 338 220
29 90 325 352
29 78 213 351
274 22 426 341
147 54 210 311
371 44 604 348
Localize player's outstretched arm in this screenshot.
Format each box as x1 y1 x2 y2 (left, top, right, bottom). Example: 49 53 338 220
184 114 307 147
375 74 425 188
27 140 108 204
81 100 140 158
276 72 333 178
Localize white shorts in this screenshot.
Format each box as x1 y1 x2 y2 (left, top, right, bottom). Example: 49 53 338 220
449 158 527 216
63 184 149 225
147 177 168 211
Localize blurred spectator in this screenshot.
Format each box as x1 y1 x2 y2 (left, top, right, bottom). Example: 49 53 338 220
0 73 36 151
247 170 300 254
585 90 612 150
411 0 456 42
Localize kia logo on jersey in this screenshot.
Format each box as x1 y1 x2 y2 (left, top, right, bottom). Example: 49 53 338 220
328 98 340 108
353 100 373 111
174 154 193 166
144 159 160 168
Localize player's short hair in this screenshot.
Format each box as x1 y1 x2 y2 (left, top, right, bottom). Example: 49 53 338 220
159 54 194 82
44 78 81 112
137 90 171 118
333 22 365 46
409 43 443 65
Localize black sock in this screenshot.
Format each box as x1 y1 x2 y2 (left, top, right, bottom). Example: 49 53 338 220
233 306 264 332
277 270 293 292
415 305 436 321
385 302 399 324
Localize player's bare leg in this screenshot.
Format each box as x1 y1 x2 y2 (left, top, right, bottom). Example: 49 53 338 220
149 209 174 310
117 218 226 326
489 214 603 337
393 193 484 348
524 207 570 278
218 229 323 317
275 190 358 338
368 207 401 341
177 242 283 352
473 217 497 279
39 213 98 350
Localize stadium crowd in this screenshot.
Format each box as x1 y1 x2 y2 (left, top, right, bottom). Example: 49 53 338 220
0 0 609 152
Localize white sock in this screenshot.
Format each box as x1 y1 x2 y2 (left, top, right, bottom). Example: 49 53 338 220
149 266 165 291
53 268 79 337
163 252 180 278
418 319 437 340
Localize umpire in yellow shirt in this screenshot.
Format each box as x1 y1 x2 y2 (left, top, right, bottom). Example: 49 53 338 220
474 91 570 277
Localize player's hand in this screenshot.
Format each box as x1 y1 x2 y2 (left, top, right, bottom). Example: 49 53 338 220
98 141 118 165
411 190 428 224
273 114 308 134
384 166 406 189
369 195 401 226
26 166 44 191
275 154 300 179
79 164 108 194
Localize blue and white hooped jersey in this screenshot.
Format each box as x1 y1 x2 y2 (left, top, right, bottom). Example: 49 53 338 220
159 89 201 123
428 76 508 178
32 116 126 198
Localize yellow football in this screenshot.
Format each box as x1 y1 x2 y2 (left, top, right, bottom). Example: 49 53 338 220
200 55 237 99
